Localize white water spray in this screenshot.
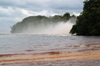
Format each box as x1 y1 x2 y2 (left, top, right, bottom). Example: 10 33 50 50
21 20 74 35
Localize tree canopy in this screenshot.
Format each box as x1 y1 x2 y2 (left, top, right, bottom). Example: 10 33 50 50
70 0 100 36
11 13 76 33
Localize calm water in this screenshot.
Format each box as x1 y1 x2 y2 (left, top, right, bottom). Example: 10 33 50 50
0 34 100 54
0 34 100 66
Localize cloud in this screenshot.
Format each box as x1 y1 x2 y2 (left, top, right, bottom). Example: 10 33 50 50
0 0 84 33
0 0 84 16
0 0 84 12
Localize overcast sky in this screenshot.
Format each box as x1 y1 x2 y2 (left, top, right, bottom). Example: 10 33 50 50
0 0 84 33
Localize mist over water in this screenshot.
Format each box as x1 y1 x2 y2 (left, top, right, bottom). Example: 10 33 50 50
18 21 74 35
10 13 77 34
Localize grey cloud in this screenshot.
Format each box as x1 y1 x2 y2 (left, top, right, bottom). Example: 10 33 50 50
0 7 29 18
0 0 85 33
48 0 84 9
0 17 23 33
0 0 84 11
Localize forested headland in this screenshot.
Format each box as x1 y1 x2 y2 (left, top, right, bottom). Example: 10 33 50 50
11 13 76 33
70 0 100 36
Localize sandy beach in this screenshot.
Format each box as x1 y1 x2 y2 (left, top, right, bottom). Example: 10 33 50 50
0 45 100 66
0 35 100 66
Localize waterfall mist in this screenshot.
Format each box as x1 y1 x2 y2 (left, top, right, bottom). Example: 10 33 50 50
27 21 73 35
11 13 77 35
13 21 74 35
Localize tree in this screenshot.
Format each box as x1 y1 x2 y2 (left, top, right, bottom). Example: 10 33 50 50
10 13 74 33
62 13 70 21
70 0 100 36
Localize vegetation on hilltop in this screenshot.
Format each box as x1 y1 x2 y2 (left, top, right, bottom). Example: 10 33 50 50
11 13 76 33
70 0 100 36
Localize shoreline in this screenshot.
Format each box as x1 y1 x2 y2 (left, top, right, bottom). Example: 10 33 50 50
0 49 100 65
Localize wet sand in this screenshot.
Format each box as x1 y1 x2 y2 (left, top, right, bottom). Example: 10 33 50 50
0 35 100 66
2 60 100 66
0 45 100 66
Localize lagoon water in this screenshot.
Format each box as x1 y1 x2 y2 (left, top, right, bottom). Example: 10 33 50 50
0 34 100 66
0 34 100 54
